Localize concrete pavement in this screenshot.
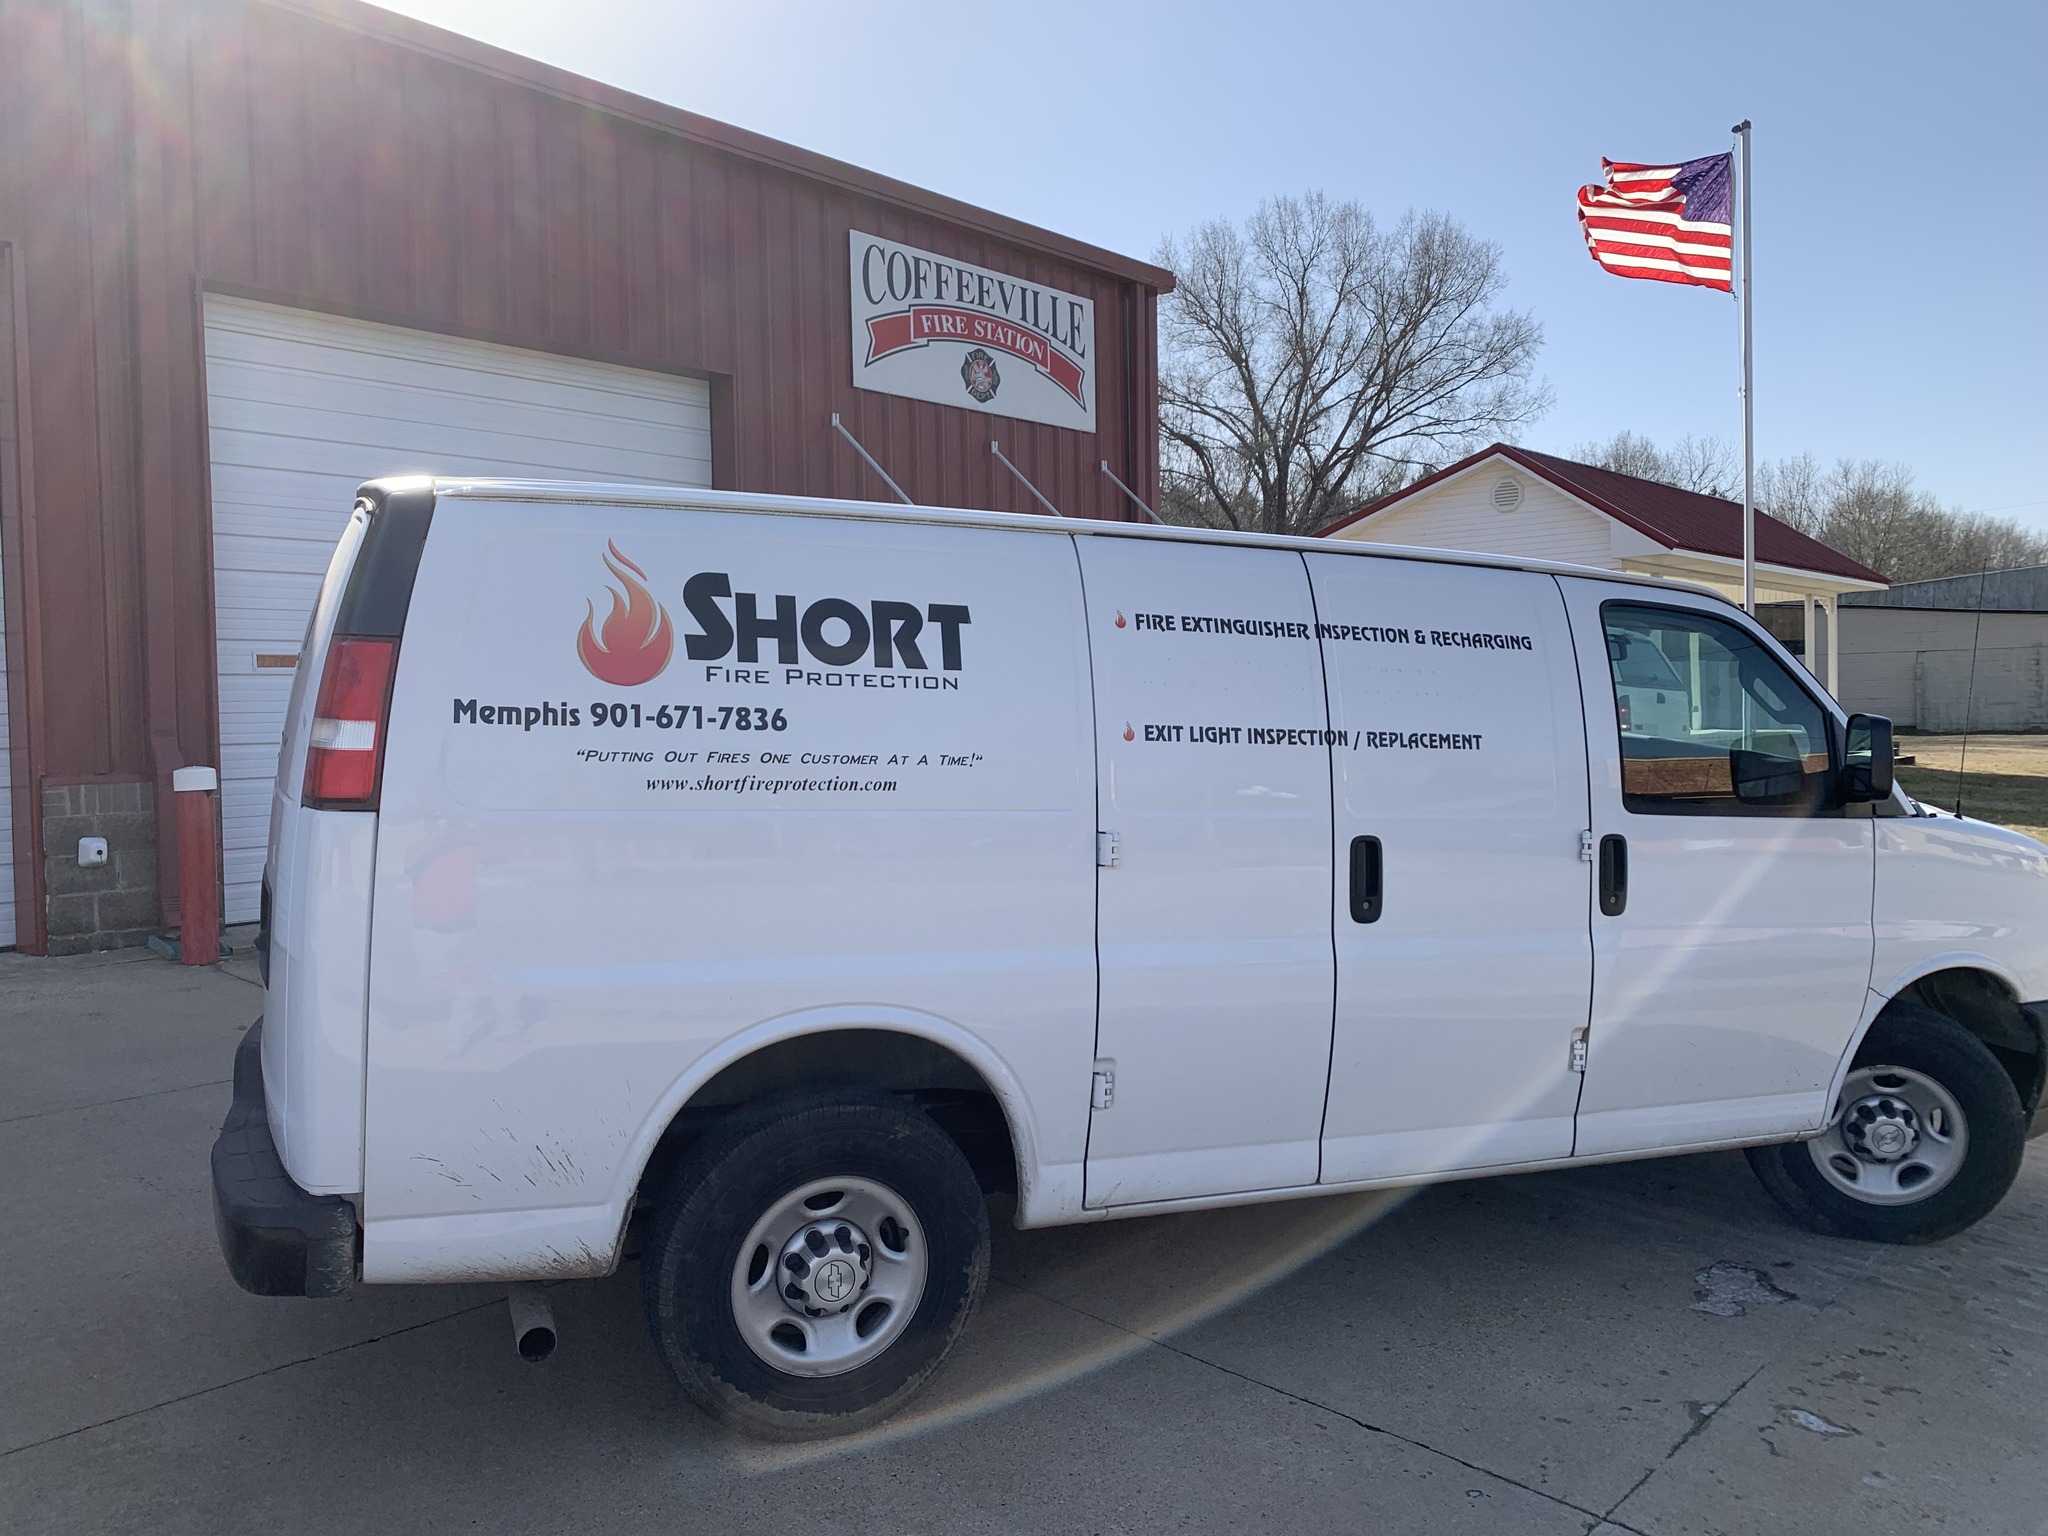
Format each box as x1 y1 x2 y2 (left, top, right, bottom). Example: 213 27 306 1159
3 945 2045 1534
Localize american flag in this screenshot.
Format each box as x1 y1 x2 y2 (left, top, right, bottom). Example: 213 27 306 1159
1576 154 1734 291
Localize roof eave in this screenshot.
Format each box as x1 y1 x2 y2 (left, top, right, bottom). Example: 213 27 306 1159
1622 548 1890 593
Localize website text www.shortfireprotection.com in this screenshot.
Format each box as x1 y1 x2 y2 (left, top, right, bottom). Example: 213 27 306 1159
646 774 899 794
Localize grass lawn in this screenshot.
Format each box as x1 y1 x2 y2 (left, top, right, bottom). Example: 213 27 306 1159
1893 734 2048 844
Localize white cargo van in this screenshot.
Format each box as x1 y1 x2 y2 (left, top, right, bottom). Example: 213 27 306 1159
214 478 2048 1437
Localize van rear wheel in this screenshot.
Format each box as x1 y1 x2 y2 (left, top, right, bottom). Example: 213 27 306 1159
640 1090 989 1438
1746 1004 2026 1244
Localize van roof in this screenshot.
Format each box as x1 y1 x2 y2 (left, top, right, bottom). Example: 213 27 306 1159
416 477 1731 604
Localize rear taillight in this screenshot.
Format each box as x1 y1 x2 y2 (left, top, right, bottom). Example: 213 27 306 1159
303 637 398 807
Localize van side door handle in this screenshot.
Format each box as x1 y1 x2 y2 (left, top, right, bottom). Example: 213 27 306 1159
1598 834 1628 917
1349 836 1383 924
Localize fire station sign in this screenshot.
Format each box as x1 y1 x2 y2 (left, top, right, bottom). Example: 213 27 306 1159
849 231 1095 432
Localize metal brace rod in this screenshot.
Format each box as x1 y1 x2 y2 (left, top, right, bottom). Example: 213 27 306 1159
830 413 913 505
1100 460 1165 524
990 439 1065 518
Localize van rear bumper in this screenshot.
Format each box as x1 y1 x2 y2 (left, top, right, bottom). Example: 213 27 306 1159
211 1020 357 1297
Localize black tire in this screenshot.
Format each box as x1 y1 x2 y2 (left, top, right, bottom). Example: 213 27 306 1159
640 1089 989 1439
1747 1004 2026 1244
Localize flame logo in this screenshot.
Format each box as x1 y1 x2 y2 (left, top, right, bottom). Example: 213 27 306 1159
577 542 674 686
1123 723 1135 741
1114 611 1127 628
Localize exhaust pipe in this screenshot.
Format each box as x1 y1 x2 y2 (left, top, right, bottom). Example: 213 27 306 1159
507 1284 556 1363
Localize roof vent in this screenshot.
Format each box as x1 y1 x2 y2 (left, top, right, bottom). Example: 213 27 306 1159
1491 476 1523 512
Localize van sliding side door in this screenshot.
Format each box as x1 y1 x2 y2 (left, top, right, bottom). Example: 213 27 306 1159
1078 540 1335 1208
1307 557 1593 1183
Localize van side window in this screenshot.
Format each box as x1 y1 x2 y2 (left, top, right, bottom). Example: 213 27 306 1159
1600 602 1835 817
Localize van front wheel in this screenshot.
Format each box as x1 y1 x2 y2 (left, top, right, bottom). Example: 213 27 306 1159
641 1091 989 1438
1746 1005 2026 1244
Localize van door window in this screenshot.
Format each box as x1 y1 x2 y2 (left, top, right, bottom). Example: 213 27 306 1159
1600 602 1835 816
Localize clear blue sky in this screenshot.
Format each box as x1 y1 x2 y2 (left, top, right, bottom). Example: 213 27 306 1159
371 0 2046 527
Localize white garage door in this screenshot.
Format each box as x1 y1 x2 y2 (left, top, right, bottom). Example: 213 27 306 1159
207 295 713 923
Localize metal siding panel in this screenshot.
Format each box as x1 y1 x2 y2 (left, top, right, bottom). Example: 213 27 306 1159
616 127 660 362
793 180 829 494
402 46 461 325
652 144 690 364
539 97 589 346
689 150 734 374
191 3 258 283
766 174 806 490
729 169 767 488
499 87 546 334
454 79 507 338
10 7 97 785
83 0 142 774
303 25 365 313
583 107 625 357
246 5 314 301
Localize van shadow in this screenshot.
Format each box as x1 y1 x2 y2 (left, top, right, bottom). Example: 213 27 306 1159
560 1177 1409 1454
630 1145 1834 1471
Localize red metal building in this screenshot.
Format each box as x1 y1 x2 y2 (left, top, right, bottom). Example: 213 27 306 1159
0 0 1171 952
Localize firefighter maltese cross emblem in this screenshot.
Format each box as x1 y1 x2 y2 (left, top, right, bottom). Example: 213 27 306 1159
960 347 1001 403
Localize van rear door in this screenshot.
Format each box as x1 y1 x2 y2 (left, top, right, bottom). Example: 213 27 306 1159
355 496 1099 1278
1078 539 1335 1207
1307 557 1592 1183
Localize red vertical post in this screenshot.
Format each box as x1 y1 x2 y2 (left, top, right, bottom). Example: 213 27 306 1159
172 766 220 966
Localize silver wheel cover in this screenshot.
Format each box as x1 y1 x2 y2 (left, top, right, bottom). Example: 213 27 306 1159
729 1176 927 1378
1807 1064 1968 1206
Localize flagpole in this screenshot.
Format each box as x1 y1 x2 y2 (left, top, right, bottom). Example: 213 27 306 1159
1734 119 1754 614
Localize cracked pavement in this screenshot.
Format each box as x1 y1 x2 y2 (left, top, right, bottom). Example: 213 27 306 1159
4 943 2045 1534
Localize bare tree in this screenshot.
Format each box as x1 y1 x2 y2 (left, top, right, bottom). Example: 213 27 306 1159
1754 452 1825 533
1809 459 1930 578
1575 431 1738 497
1808 460 2048 582
1157 194 1549 537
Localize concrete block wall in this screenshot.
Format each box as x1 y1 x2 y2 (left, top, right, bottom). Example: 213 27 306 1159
41 781 161 954
1838 609 2048 730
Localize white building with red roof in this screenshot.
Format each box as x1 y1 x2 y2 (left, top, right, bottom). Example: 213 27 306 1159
1320 443 1888 696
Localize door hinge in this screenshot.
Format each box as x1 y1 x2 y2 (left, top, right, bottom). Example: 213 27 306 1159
1091 1065 1116 1110
1569 1027 1589 1073
1579 829 1595 862
1096 830 1121 868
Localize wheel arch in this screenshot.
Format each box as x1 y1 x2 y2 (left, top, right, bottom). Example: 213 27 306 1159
1836 958 2047 1118
620 1009 1040 1244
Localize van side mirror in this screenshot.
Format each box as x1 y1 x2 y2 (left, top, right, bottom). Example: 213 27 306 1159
1730 748 1806 804
1842 714 1894 803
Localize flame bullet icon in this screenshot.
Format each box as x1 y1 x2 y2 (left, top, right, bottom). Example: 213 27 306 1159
1123 723 1135 741
577 542 674 686
1114 611 1127 628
